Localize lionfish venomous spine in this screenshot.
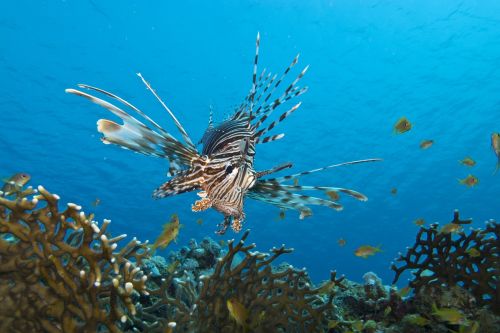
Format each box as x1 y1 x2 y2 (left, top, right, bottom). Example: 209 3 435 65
66 33 381 234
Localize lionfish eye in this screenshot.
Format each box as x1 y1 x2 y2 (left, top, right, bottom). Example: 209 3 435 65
225 165 234 175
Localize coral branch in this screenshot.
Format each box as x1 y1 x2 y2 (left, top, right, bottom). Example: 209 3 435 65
0 186 149 332
391 210 499 314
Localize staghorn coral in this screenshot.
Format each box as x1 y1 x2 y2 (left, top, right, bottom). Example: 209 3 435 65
134 231 343 333
0 186 149 332
391 210 499 314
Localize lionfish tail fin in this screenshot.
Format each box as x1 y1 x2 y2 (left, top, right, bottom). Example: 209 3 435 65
65 86 200 167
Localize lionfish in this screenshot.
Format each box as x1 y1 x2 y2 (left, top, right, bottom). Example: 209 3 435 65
66 33 380 234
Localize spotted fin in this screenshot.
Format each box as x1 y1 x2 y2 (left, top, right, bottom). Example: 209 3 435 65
247 180 342 218
248 159 382 216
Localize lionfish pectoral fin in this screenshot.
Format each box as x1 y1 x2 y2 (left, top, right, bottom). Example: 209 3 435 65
265 158 383 183
167 159 183 177
153 169 202 199
255 162 293 178
247 180 344 218
66 86 200 167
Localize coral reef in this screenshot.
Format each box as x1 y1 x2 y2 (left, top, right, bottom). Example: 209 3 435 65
1 185 498 333
133 231 344 333
0 186 149 332
391 210 499 314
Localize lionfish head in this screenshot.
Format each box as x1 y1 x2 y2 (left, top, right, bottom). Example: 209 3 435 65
204 157 256 221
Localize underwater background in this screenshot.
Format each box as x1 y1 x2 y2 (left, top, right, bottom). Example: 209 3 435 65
1 0 499 288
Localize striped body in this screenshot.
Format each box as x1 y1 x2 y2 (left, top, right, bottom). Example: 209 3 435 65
66 34 380 234
198 118 257 222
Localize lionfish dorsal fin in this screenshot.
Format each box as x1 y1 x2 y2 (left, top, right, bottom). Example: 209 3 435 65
249 31 260 111
208 104 214 129
137 73 196 150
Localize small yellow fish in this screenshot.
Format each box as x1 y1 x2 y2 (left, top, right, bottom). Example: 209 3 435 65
299 209 312 219
414 218 425 227
91 198 101 207
404 314 430 326
354 245 382 259
458 174 478 187
492 132 500 174
419 140 434 149
393 116 412 134
293 178 299 186
466 248 480 258
227 298 248 329
278 209 286 220
432 303 466 325
196 218 203 225
460 157 476 167
219 239 227 247
1 173 31 196
390 187 398 195
397 285 411 297
337 238 346 247
440 223 462 234
150 214 182 251
326 190 340 201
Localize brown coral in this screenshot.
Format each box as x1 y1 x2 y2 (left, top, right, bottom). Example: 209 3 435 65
391 210 499 314
134 230 342 333
0 186 149 332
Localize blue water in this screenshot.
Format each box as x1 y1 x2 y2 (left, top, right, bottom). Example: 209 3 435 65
1 0 499 285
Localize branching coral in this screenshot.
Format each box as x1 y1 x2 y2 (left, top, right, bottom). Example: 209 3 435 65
0 186 150 332
134 230 342 333
391 210 499 314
